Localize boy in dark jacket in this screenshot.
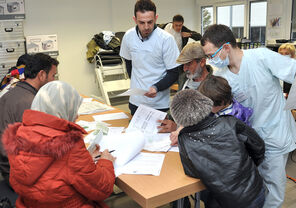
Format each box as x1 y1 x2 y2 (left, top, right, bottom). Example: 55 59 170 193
170 89 265 208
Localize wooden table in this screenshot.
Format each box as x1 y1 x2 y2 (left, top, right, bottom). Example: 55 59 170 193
116 151 205 208
79 100 205 208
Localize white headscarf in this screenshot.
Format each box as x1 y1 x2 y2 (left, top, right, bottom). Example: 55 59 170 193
31 81 82 122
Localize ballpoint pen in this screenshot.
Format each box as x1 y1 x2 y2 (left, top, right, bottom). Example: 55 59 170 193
95 150 115 158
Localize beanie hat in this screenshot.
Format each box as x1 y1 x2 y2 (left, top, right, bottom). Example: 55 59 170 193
170 89 213 127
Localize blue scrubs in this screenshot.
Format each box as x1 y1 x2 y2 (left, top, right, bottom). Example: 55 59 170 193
215 48 296 208
120 27 180 109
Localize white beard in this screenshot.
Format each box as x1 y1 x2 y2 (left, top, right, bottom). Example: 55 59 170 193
186 66 203 80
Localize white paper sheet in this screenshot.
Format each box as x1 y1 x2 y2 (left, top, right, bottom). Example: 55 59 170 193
116 152 165 176
168 146 180 152
76 120 97 131
83 98 93 103
285 77 296 110
98 131 145 169
107 127 125 136
93 112 129 121
116 88 147 97
76 120 110 132
78 101 113 115
84 130 103 153
127 105 167 134
143 133 171 152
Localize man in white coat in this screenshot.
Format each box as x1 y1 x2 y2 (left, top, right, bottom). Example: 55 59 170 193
201 24 296 208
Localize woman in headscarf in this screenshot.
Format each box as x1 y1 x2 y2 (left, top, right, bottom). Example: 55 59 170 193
2 81 115 208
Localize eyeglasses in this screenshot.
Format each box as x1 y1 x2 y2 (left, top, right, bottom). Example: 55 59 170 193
207 42 230 59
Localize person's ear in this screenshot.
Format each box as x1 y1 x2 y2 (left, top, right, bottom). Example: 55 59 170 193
200 58 206 67
223 43 231 53
155 14 158 21
133 16 137 24
37 70 47 82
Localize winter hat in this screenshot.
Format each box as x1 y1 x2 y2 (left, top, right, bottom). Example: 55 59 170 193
171 89 213 127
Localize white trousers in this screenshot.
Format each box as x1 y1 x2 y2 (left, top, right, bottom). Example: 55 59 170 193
258 153 289 208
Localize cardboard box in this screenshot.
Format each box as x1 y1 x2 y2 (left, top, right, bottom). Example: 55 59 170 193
26 34 59 56
0 0 25 20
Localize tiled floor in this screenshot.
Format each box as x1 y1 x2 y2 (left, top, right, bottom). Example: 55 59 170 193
111 101 296 208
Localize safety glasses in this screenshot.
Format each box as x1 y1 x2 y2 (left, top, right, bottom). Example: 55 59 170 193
207 42 230 59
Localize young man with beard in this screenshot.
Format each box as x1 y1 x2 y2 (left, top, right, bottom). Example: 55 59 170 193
120 0 180 115
0 53 59 186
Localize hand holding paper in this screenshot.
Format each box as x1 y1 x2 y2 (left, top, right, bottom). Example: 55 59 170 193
116 88 147 97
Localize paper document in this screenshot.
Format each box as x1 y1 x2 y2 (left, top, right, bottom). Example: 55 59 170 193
116 152 165 176
76 120 98 131
285 77 296 110
84 130 103 154
78 101 113 115
127 105 167 134
76 120 110 132
98 131 145 176
144 133 171 152
168 146 179 152
116 88 147 97
107 127 125 136
83 98 93 103
93 112 129 121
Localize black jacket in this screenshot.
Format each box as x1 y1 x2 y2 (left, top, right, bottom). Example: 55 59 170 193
178 115 265 208
158 23 202 49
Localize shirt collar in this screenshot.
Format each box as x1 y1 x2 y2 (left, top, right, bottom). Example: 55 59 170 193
136 24 157 42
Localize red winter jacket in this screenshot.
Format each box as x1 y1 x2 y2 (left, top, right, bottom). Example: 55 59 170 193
2 110 115 208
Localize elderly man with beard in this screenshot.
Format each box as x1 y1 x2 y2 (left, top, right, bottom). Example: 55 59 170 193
157 42 213 134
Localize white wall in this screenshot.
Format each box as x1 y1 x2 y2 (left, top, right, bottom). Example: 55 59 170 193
24 0 197 97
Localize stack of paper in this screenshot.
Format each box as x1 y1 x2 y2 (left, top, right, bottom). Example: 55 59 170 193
143 133 171 152
78 100 113 115
127 104 167 134
99 131 165 176
93 112 129 121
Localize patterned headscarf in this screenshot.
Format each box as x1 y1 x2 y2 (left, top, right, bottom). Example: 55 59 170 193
31 81 82 122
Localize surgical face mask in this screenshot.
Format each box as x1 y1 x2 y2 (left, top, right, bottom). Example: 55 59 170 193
209 53 229 68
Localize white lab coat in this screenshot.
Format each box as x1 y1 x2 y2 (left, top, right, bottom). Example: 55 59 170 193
215 47 296 207
215 48 296 157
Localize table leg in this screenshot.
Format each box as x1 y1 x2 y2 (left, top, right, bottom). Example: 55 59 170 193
176 198 184 208
195 192 200 208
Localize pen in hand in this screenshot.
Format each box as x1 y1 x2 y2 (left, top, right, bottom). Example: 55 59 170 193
95 150 115 158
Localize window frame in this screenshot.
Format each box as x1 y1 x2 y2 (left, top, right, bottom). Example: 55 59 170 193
291 0 296 40
249 0 267 43
199 0 268 41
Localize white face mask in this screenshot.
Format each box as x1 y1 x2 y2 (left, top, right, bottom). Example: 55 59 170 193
284 55 292 58
209 54 229 68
